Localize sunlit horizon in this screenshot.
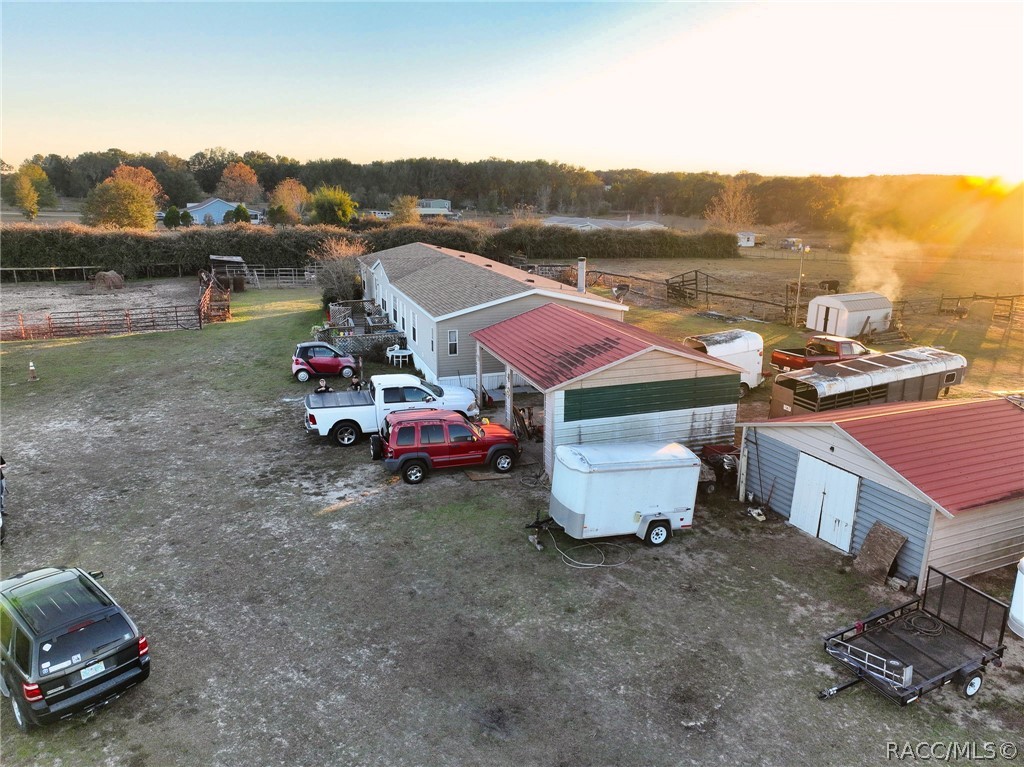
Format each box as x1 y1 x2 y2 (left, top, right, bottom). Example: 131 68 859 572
1 2 1021 183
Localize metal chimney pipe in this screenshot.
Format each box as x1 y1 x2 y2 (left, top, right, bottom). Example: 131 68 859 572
577 257 586 293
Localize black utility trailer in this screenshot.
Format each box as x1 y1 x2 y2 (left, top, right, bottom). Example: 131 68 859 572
819 567 1009 706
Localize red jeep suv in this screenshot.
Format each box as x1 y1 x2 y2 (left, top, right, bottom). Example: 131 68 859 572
371 410 521 484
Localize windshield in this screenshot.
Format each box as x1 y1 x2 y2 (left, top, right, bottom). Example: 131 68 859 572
419 380 444 397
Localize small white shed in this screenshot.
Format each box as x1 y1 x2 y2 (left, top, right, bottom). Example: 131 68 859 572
807 291 892 337
737 232 766 247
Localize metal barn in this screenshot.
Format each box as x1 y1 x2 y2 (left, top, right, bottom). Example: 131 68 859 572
471 303 743 477
739 398 1024 592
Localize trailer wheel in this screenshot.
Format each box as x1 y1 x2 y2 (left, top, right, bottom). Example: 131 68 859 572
645 522 670 546
960 672 984 698
739 382 750 398
701 482 716 496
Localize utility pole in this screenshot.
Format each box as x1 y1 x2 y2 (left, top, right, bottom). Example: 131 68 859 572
793 246 807 328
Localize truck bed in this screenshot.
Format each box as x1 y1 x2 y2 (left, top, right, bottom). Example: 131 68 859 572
306 390 374 409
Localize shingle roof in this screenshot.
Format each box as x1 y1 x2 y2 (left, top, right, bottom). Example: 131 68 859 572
471 302 742 391
360 243 619 318
749 398 1024 515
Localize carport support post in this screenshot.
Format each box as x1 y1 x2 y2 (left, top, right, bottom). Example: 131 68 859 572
475 342 485 410
505 365 514 427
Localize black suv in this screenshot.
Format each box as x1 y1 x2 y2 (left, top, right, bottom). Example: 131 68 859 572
0 567 150 732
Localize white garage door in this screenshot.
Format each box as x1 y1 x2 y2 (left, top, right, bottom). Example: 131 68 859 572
790 454 859 552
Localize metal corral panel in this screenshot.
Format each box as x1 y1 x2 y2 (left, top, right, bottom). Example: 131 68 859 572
928 499 1024 579
853 479 931 583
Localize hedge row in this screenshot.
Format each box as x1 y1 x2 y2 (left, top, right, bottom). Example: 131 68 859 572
0 222 737 278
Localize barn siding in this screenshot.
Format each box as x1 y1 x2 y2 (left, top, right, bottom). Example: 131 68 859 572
928 499 1024 579
580 349 736 386
852 480 932 583
740 432 799 517
564 375 738 422
545 391 735 476
745 425 931 503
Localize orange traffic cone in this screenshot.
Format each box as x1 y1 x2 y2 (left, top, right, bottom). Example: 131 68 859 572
28 361 38 382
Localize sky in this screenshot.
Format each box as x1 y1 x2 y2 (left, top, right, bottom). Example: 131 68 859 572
2 1 1022 182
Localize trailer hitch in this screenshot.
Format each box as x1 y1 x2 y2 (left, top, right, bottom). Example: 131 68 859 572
818 677 863 700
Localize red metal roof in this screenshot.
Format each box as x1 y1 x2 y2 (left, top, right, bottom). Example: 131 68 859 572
470 302 741 391
754 399 1024 514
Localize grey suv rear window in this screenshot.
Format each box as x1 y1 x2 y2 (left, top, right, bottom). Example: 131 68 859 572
39 613 133 676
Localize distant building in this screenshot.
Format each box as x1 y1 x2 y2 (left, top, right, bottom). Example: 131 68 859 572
542 216 667 232
414 199 460 220
737 232 766 247
184 197 265 226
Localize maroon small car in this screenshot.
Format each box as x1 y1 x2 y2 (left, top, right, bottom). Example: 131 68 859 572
292 342 357 383
371 409 521 484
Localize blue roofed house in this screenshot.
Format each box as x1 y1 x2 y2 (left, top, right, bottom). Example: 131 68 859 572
184 198 265 225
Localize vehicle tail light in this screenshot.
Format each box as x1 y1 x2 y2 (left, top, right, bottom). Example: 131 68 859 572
308 413 317 425
23 682 43 702
138 636 149 657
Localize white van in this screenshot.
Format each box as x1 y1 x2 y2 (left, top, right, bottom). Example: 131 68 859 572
683 329 765 397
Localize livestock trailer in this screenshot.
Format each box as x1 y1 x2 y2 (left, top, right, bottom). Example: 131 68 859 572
769 347 967 419
548 442 700 546
807 292 892 337
683 330 765 396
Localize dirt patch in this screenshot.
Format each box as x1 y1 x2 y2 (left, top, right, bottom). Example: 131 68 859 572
1 277 202 315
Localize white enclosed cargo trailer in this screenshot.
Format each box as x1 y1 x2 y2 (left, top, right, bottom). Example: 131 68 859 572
683 329 765 397
548 442 700 546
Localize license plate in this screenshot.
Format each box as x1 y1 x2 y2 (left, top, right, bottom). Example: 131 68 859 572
80 660 105 680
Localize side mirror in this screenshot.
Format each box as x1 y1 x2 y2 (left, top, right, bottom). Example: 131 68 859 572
425 396 435 403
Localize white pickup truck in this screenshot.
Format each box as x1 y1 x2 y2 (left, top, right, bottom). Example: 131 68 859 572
304 373 480 446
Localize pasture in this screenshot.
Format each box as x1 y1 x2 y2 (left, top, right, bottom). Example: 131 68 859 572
0 255 1020 767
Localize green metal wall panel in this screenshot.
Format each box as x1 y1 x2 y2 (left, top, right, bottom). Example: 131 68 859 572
563 375 739 422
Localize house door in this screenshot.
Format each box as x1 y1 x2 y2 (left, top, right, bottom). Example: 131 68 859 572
789 454 859 552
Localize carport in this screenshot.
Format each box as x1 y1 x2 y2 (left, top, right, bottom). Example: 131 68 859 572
471 303 743 476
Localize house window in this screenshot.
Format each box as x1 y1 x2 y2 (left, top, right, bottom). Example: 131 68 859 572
447 330 458 356
431 328 435 352
381 297 387 312
393 303 398 322
412 314 417 343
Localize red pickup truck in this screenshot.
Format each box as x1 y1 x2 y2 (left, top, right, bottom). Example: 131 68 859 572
770 334 874 372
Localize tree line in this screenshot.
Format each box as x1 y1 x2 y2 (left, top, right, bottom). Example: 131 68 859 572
2 149 1020 245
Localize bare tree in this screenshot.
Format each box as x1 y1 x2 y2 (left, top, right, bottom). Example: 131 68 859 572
312 238 367 304
703 178 758 231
